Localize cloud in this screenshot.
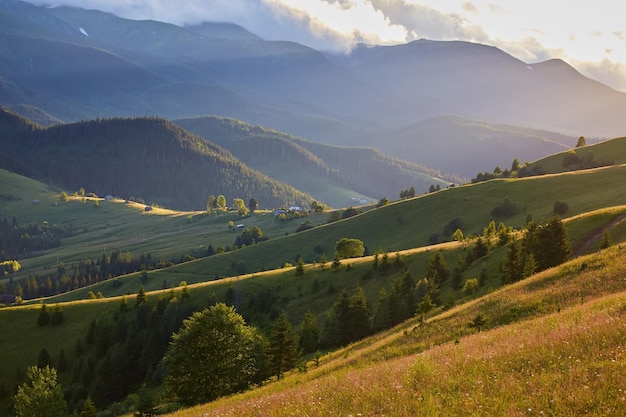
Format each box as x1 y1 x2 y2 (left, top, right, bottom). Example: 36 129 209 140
574 58 626 92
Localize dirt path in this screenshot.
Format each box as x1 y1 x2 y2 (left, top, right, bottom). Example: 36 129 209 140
572 214 626 257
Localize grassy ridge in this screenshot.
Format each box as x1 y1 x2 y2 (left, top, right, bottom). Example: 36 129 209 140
167 245 626 416
526 136 626 175
9 161 626 304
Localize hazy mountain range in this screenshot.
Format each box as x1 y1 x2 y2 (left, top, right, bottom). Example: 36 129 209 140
1 0 625 187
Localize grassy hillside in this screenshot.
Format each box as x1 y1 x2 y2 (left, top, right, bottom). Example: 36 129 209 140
77 164 626 297
6 160 626 304
0 168 312 288
2 223 623 415
524 135 626 175
162 245 626 416
3 142 626 415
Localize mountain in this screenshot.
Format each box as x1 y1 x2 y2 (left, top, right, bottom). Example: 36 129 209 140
1 0 626 177
0 108 315 210
332 40 626 138
377 115 582 178
175 116 456 206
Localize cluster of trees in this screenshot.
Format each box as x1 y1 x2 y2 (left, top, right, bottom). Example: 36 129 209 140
233 226 268 248
562 150 612 170
502 218 571 284
399 186 416 199
490 197 519 219
471 158 530 183
0 216 65 261
327 207 361 223
8 250 165 300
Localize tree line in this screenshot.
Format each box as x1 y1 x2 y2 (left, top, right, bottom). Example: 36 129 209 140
0 216 65 262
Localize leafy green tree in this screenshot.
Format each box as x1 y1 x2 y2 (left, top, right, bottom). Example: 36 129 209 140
267 313 300 380
216 195 227 210
576 136 586 147
299 310 319 354
334 238 365 259
13 366 67 417
462 278 480 295
59 192 69 203
163 303 266 405
206 195 216 211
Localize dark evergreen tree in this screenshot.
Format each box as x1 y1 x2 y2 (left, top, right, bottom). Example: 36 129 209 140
502 241 523 284
79 397 97 417
372 288 392 332
267 313 300 380
299 311 319 354
37 303 50 326
37 348 52 369
426 252 449 284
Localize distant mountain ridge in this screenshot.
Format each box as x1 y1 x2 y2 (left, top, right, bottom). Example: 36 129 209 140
0 108 455 209
1 0 625 180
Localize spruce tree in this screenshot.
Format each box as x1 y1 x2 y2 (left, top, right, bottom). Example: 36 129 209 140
299 311 319 354
267 313 300 380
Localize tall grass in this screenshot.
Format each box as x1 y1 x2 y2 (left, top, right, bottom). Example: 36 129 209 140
164 245 626 417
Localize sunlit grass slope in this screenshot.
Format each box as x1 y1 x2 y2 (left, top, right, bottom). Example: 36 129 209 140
526 135 626 175
166 246 626 417
38 162 626 303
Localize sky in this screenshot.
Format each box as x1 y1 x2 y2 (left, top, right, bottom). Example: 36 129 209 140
31 0 626 91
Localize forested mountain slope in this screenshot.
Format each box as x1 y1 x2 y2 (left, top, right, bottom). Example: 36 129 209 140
0 109 314 210
176 116 456 206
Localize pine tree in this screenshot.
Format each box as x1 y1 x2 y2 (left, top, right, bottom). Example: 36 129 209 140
267 313 300 380
79 397 97 417
299 311 319 354
37 303 50 326
502 241 523 284
136 285 147 305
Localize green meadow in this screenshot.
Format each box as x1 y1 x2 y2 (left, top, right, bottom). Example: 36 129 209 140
2 135 626 416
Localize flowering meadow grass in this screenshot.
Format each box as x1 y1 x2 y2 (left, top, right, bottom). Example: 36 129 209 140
164 245 626 417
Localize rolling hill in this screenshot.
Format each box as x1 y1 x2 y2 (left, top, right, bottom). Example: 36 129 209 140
2 134 626 415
